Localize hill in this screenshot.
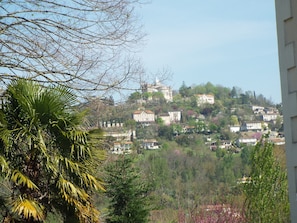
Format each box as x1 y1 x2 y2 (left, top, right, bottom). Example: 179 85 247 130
80 81 286 222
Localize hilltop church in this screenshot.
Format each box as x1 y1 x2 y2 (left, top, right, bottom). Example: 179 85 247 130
141 79 173 102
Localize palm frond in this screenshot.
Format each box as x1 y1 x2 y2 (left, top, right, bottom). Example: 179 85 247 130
11 197 45 221
49 85 77 107
75 201 100 223
81 173 105 192
0 155 10 174
10 170 38 190
7 80 40 121
37 129 49 157
65 129 92 159
72 144 91 160
57 176 89 204
0 110 7 126
0 128 12 151
60 157 80 173
37 130 60 178
88 128 105 136
87 128 106 150
67 129 88 144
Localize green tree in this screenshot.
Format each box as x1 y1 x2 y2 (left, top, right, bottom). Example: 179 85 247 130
179 81 191 98
124 119 137 130
175 134 192 146
240 93 250 104
0 80 104 222
128 92 142 102
208 122 219 133
190 96 198 108
195 120 206 133
269 116 283 131
172 123 183 135
205 82 217 95
230 115 239 126
158 125 174 140
230 86 238 98
142 92 152 100
240 146 252 176
152 91 165 101
156 117 165 125
137 125 158 140
243 139 290 222
105 156 152 223
215 153 236 184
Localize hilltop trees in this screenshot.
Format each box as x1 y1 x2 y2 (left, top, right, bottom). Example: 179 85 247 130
0 80 104 222
1 0 144 93
176 82 275 107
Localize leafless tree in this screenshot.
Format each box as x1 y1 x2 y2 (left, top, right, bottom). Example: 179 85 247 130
0 0 145 94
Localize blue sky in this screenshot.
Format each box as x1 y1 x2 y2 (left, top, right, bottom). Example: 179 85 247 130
138 1 281 103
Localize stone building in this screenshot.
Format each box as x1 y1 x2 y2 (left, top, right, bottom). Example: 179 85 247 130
141 79 173 102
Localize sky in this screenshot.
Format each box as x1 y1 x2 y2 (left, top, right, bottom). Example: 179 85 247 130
138 1 281 103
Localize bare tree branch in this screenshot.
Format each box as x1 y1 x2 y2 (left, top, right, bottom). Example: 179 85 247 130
0 0 145 93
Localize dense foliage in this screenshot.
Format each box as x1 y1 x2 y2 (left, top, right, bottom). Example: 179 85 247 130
137 140 244 209
0 80 104 222
243 138 289 222
133 139 288 222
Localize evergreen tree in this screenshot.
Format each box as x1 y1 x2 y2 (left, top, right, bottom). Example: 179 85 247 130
230 86 238 98
105 156 153 223
179 81 191 98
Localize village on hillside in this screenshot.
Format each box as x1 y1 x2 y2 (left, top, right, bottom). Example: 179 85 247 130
84 80 284 155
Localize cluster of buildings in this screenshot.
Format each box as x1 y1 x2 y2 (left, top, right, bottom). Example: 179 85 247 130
102 122 160 154
225 105 284 150
98 80 284 154
196 94 215 106
133 110 182 126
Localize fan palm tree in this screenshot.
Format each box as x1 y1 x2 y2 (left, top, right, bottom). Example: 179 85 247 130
0 80 105 222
